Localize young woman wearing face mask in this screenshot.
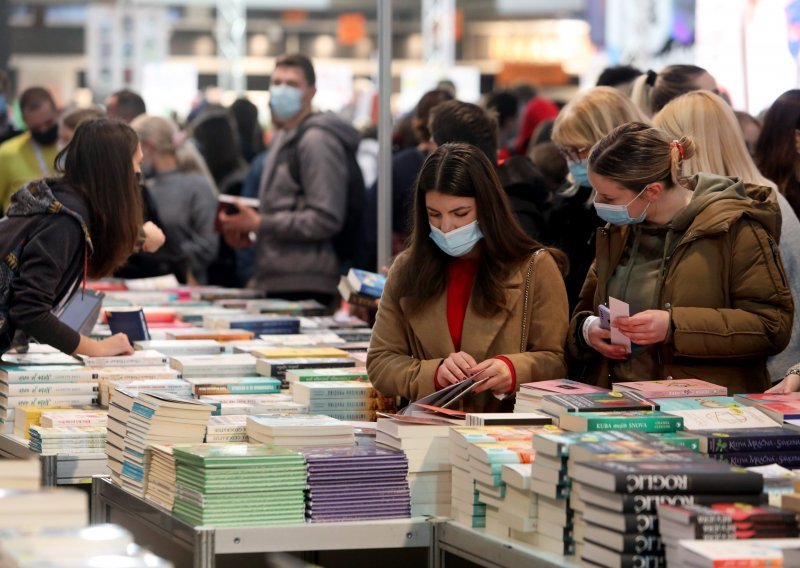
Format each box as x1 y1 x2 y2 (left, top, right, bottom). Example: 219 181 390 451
568 123 793 394
367 143 569 412
549 87 648 311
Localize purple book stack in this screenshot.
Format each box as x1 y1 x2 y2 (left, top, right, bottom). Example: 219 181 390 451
298 446 411 522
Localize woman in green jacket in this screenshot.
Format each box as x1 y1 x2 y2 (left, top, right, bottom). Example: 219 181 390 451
569 122 793 394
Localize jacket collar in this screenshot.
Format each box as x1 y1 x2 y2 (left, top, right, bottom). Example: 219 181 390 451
399 264 524 362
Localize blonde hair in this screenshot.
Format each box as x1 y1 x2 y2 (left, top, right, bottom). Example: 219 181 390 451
652 90 776 189
552 86 648 150
131 114 215 185
589 122 696 190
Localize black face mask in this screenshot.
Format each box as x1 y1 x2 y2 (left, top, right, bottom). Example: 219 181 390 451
31 124 58 146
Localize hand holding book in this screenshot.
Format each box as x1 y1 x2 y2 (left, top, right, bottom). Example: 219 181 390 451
438 351 478 384
469 358 513 395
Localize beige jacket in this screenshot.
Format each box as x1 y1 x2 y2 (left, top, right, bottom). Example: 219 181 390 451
367 250 569 412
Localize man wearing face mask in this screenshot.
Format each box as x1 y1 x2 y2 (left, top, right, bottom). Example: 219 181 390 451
218 54 360 307
0 87 60 213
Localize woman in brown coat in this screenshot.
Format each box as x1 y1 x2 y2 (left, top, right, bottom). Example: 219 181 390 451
569 123 793 394
367 143 569 413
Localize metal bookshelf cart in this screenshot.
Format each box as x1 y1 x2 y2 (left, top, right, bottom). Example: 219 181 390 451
0 433 108 486
91 475 435 568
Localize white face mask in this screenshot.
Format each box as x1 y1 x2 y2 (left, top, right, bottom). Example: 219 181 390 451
429 220 484 257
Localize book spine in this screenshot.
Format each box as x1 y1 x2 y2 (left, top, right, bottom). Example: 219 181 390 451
84 356 166 367
7 395 98 409
585 416 683 433
205 424 247 435
705 436 800 453
291 375 369 382
205 433 248 443
2 371 96 383
716 452 800 468
8 383 98 396
308 399 393 411
41 416 107 427
194 385 280 396
620 493 766 514
616 472 763 494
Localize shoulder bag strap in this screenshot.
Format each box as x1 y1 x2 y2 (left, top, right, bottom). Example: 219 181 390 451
520 249 544 352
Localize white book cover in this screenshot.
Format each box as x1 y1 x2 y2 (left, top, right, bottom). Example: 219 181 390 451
79 350 168 368
666 406 781 430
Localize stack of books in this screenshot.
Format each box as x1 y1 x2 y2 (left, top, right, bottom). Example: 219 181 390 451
255 357 356 388
28 425 106 456
0 488 88 530
495 463 539 546
78 349 168 368
659 502 799 564
686 427 800 468
338 268 385 308
255 332 345 347
0 459 40 489
572 457 764 568
95 367 182 406
291 380 395 422
514 380 608 413
247 414 355 448
203 314 300 335
170 354 258 378
676 538 800 567
120 393 214 497
659 401 780 432
734 393 800 427
245 298 327 316
172 444 307 526
299 446 411 522
101 378 190 407
106 389 136 486
165 328 255 341
133 339 227 356
185 376 281 397
199 393 307 416
612 378 728 399
13 407 105 440
251 346 350 360
143 444 182 510
0 364 99 433
205 415 248 443
376 417 452 517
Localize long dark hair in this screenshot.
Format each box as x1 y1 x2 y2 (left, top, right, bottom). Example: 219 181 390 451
755 89 800 195
55 118 143 278
395 143 562 317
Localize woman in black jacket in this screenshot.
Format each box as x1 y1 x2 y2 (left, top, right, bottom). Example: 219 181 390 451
0 118 143 356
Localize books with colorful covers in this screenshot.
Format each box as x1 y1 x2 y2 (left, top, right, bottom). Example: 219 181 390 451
753 400 800 423
285 367 369 383
298 446 411 522
557 410 683 433
171 444 307 527
688 428 800 454
514 380 608 412
246 414 355 447
203 314 300 335
28 425 107 455
653 396 742 412
541 392 658 416
185 377 281 396
734 392 800 406
105 308 150 343
169 354 258 378
133 340 226 357
338 276 380 308
612 378 727 398
78 349 168 368
346 268 386 298
664 406 780 431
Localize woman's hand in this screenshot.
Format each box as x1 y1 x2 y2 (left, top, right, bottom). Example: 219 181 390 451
469 358 513 395
74 333 134 357
766 373 800 394
438 351 477 385
586 318 629 360
614 310 670 345
141 221 166 253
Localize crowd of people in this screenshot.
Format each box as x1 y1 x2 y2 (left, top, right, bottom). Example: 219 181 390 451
2 56 800 407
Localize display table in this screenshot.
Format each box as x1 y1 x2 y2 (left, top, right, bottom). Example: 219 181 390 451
432 521 581 568
91 476 434 568
0 434 108 486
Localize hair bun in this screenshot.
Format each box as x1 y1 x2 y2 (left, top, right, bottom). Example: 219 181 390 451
646 69 657 86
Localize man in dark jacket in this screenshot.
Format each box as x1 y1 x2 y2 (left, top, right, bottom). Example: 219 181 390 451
218 54 358 306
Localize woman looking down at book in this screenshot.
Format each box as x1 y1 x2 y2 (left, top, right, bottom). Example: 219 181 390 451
367 143 569 412
0 118 144 357
568 122 793 394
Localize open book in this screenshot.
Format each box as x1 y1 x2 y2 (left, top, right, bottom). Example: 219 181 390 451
397 371 491 416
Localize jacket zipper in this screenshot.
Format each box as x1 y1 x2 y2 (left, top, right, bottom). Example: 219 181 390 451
767 237 787 287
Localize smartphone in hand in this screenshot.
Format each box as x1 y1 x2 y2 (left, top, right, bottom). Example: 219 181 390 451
598 304 611 330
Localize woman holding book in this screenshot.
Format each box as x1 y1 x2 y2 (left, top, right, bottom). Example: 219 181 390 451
568 122 793 394
0 118 143 357
367 143 569 412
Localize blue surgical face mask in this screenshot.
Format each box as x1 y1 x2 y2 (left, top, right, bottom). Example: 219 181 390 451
593 186 651 226
430 220 483 257
568 159 590 187
270 84 303 120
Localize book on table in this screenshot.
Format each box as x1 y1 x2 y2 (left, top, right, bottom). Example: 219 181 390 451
612 378 727 398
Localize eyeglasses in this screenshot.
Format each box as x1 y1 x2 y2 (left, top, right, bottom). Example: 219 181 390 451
556 145 588 162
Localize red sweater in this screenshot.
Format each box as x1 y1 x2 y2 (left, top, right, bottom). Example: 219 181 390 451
434 259 516 393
